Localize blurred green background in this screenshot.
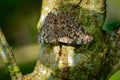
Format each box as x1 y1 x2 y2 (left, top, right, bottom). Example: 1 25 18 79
0 0 42 79
103 0 120 31
0 0 42 46
0 0 120 80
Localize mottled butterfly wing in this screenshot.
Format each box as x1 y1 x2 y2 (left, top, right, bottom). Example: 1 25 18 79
37 12 93 45
58 37 74 44
56 12 75 44
37 12 57 43
56 12 93 44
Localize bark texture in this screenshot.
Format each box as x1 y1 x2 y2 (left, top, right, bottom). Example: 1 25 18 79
30 0 120 80
0 28 22 80
1 0 120 80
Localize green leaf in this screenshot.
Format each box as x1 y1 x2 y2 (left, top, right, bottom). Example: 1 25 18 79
103 20 119 32
109 70 120 80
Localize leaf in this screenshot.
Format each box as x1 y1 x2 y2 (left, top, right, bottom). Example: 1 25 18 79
109 70 120 80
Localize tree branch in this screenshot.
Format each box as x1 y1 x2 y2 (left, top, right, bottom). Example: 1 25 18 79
0 28 22 80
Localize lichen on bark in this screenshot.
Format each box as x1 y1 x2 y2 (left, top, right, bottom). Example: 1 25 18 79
56 0 119 80
1 0 119 80
33 0 120 80
0 28 22 80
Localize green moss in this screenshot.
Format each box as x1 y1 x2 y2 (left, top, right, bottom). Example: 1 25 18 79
55 0 113 79
35 0 119 80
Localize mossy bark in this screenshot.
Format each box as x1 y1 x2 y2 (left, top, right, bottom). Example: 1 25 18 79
0 28 22 80
25 0 119 80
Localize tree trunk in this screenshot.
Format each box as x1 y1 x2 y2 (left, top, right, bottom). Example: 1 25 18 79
23 0 120 80
1 0 120 80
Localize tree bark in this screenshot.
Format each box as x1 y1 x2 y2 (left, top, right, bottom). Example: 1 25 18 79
1 0 120 80
24 0 120 80
0 28 22 80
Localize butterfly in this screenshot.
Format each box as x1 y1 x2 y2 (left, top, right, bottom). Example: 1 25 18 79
37 12 93 45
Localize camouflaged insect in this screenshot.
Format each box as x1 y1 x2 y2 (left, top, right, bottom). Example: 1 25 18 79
37 12 93 45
